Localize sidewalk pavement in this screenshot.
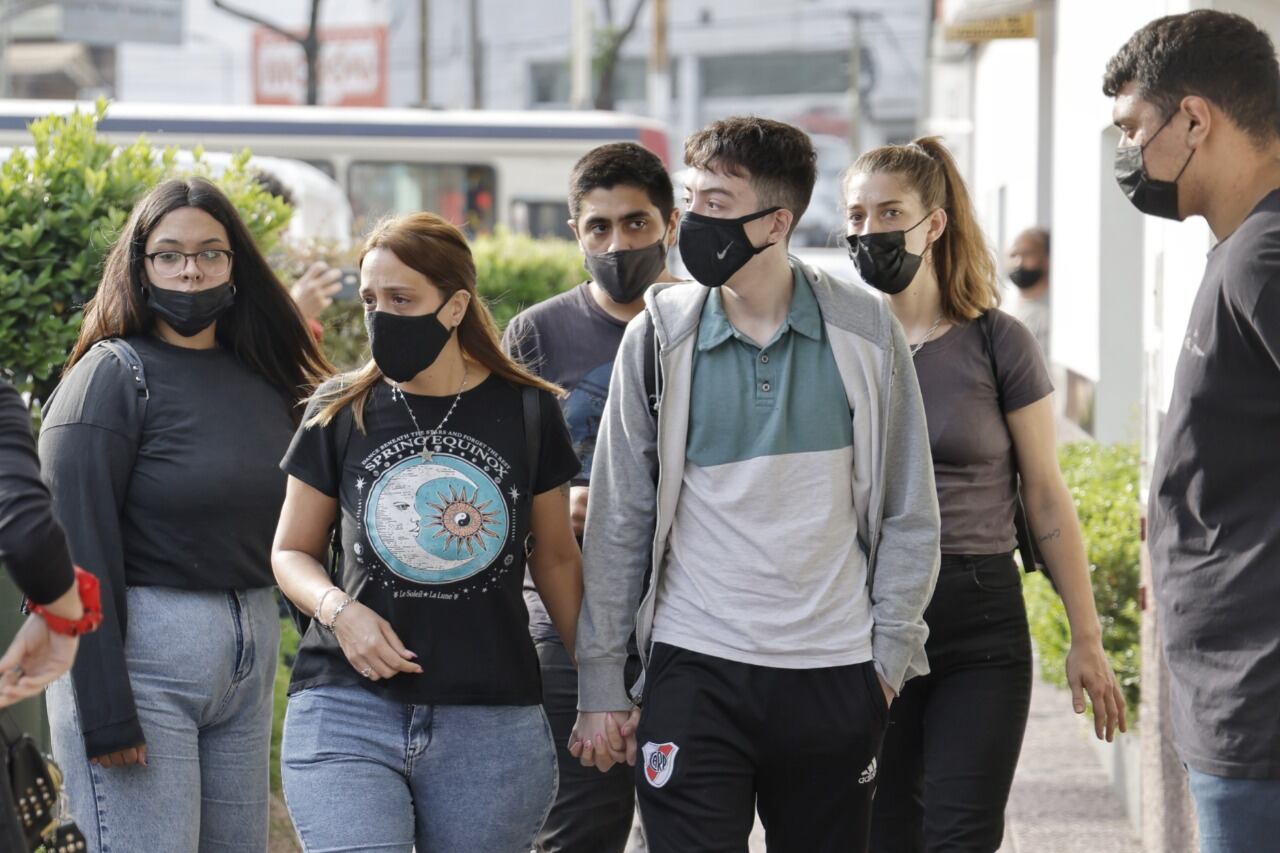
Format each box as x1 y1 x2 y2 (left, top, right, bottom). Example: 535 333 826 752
998 675 1141 853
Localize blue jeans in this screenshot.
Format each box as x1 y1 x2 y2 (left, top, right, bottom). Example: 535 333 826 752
281 682 557 852
46 586 279 853
1187 766 1280 852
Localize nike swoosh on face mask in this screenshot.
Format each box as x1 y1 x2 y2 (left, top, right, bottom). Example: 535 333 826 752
716 243 734 260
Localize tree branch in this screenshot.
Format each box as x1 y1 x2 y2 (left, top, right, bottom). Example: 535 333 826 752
617 0 646 43
211 0 305 46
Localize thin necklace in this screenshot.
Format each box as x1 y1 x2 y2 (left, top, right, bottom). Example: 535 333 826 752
393 363 469 461
910 313 944 358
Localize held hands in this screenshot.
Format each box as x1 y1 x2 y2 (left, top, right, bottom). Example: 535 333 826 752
1066 637 1128 742
0 614 79 708
569 708 640 772
568 486 590 538
330 599 423 681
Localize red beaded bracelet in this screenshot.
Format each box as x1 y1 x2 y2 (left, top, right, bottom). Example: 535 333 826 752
26 567 103 637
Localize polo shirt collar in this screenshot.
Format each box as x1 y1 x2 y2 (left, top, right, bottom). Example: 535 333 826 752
696 267 824 351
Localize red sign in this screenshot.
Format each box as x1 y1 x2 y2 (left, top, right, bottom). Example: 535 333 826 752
253 25 387 107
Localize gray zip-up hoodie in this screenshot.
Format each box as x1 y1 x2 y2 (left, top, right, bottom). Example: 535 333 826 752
577 258 941 712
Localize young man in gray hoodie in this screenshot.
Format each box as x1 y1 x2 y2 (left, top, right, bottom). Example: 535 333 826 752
570 116 941 851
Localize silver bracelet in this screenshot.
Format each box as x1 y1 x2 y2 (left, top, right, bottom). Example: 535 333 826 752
313 586 343 624
324 595 354 632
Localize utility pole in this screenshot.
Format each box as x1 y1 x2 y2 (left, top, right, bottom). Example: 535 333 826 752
418 0 429 106
848 11 864 155
647 0 670 126
468 0 482 108
570 0 592 109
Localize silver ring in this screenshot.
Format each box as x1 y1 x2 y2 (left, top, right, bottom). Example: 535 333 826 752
360 666 373 678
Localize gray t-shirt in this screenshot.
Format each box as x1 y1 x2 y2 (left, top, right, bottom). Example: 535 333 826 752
1149 189 1280 779
913 311 1052 554
503 282 627 641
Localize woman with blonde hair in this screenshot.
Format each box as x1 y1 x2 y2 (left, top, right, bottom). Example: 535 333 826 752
273 212 583 851
842 138 1127 852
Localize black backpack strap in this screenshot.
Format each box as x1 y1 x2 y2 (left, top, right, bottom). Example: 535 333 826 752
522 385 541 495
95 337 149 424
978 313 1046 576
641 309 662 420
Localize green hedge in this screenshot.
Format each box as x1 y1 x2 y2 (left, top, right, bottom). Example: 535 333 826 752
315 229 584 371
0 100 291 402
1024 442 1142 714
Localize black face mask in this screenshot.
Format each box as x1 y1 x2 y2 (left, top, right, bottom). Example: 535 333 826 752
678 207 782 288
145 281 235 337
584 234 668 304
846 214 932 295
1009 267 1045 289
365 303 453 384
1114 112 1195 221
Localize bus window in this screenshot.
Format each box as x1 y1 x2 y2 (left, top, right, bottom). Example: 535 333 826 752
512 200 573 240
303 159 336 179
347 162 497 236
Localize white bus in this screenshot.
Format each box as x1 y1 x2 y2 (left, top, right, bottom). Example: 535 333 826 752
0 101 670 239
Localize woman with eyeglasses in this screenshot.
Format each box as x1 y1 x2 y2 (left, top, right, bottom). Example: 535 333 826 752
38 177 331 852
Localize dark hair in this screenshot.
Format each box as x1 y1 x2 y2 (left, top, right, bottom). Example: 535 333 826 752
253 169 295 207
67 177 332 411
308 212 561 431
1018 227 1050 256
683 116 817 237
568 142 675 223
1103 10 1280 142
843 137 999 324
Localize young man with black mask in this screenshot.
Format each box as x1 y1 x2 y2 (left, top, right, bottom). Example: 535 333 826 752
1105 11 1280 850
503 141 679 853
570 116 941 852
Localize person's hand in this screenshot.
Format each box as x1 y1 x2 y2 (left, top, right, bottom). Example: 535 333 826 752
569 486 589 537
331 599 423 681
877 672 895 710
1066 637 1127 741
569 708 639 772
289 262 342 321
92 745 147 768
0 614 79 707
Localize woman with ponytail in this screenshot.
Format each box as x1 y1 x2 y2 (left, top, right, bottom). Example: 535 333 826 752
272 212 582 851
842 137 1127 852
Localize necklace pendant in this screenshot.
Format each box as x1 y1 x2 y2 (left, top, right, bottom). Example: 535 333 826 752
421 448 433 462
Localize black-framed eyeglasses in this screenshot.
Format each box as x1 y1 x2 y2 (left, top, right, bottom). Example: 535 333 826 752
145 249 234 278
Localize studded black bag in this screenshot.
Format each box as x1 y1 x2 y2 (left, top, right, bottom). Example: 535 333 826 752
0 709 86 852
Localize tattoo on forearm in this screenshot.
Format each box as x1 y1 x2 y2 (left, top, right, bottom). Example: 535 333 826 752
1038 528 1061 544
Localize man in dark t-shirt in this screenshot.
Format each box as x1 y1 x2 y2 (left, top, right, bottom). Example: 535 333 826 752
1106 12 1280 848
503 142 680 853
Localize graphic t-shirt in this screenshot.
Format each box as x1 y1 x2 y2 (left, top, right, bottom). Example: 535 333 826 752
503 282 628 641
281 375 579 705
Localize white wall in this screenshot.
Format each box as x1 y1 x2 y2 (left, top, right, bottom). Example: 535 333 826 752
970 37 1039 260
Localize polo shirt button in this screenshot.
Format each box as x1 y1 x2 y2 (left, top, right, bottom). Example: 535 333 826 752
761 382 772 392
760 354 770 364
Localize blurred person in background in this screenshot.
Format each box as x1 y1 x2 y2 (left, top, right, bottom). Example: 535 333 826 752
39 177 330 853
1105 11 1280 850
504 141 680 853
1003 227 1051 357
843 137 1125 853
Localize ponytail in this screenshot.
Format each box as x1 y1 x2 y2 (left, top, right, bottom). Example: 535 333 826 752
844 136 1000 323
